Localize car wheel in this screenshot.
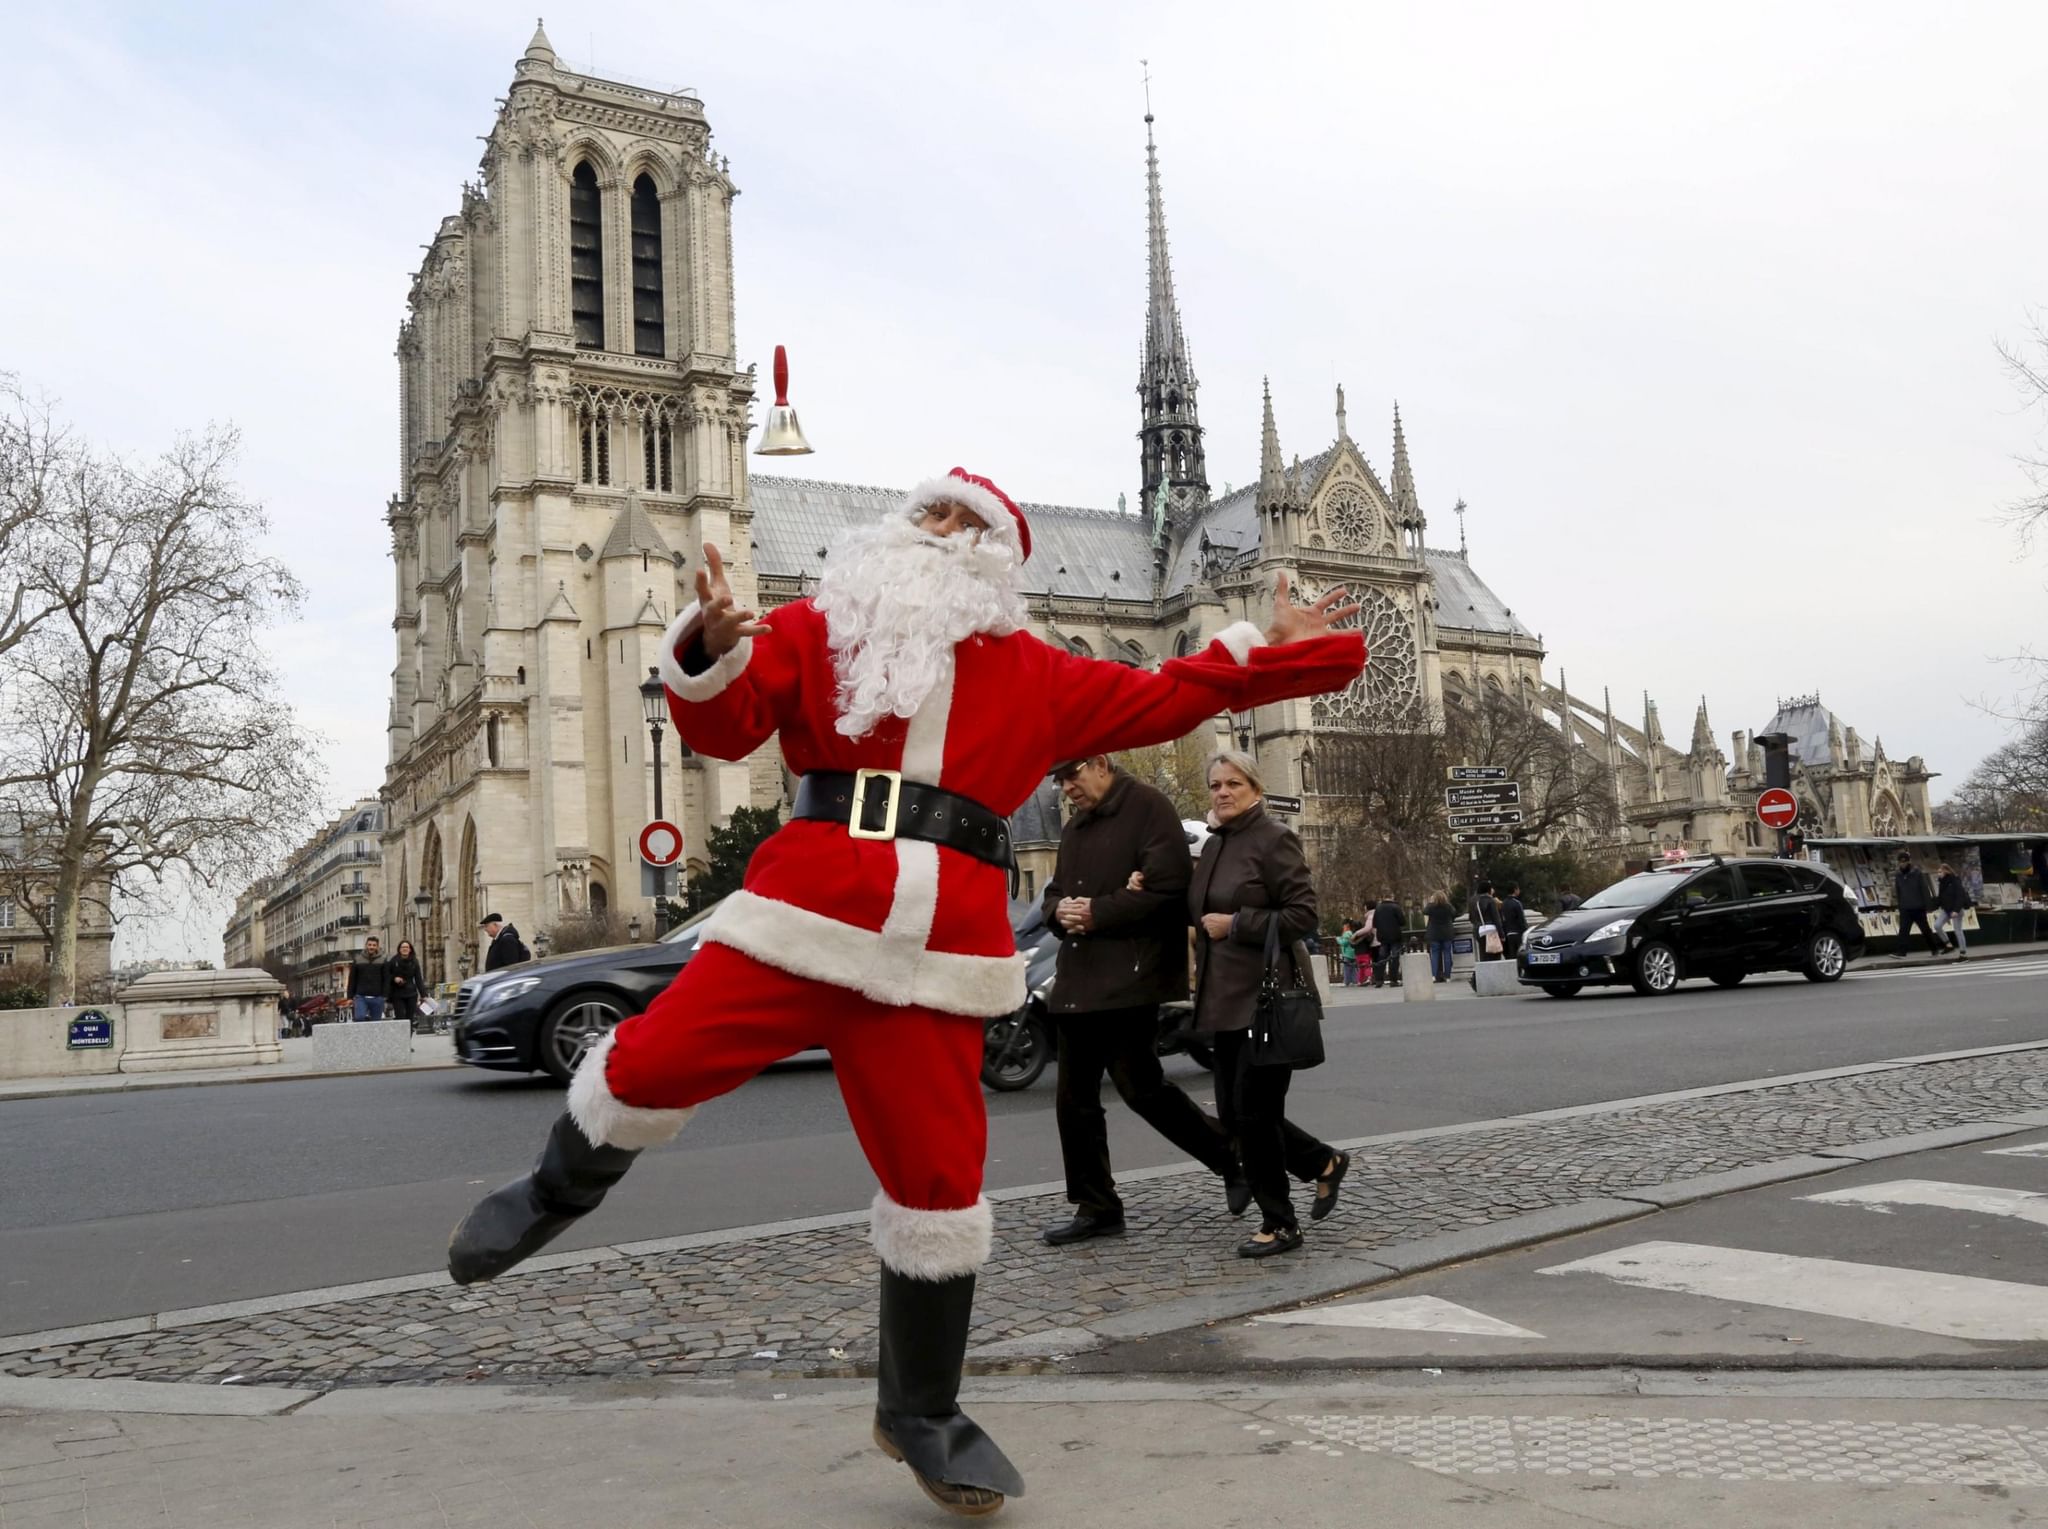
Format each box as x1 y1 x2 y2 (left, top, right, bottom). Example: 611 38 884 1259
1541 983 1583 999
539 990 629 1084
1803 931 1848 983
1709 970 1746 989
1629 940 1680 997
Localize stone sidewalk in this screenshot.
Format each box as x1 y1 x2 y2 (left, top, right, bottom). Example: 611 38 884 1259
6 1043 2047 1389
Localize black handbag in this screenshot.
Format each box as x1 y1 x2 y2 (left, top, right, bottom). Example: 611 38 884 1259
1249 915 1326 1070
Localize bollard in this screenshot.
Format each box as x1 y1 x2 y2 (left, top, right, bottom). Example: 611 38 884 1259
1402 953 1436 1001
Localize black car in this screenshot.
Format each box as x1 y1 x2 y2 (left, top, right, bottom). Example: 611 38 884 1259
452 910 716 1082
1517 857 1866 998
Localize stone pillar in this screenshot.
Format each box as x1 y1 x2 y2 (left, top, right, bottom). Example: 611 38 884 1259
116 968 286 1073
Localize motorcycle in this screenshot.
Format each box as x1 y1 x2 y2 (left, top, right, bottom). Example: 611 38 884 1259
981 901 1215 1091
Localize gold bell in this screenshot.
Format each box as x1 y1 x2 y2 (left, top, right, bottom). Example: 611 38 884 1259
753 343 814 456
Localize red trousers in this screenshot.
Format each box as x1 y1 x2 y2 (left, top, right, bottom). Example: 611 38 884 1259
603 941 989 1213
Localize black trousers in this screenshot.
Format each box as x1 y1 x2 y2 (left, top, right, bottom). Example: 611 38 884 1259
1898 908 1940 955
1210 1029 1334 1233
1371 943 1400 985
1502 933 1523 960
1055 1006 1239 1217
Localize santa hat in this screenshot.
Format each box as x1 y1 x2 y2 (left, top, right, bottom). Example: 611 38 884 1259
902 467 1032 562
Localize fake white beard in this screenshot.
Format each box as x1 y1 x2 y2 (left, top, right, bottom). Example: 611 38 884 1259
814 514 1029 740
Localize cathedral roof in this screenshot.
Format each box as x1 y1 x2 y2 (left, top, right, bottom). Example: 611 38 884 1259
599 496 674 562
1006 777 1065 847
1759 697 1844 766
1427 549 1533 638
748 475 1155 600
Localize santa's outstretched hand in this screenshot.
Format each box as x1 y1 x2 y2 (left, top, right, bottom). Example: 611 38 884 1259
1266 573 1358 645
697 543 771 658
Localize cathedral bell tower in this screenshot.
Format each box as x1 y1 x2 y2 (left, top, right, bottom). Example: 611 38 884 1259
1137 106 1209 539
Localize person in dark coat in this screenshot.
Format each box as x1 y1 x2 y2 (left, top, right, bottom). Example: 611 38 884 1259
1371 895 1406 986
1892 854 1941 958
387 939 426 1028
1559 889 1581 913
1469 880 1504 961
1933 863 1970 959
1499 884 1528 961
481 913 530 971
345 936 391 1023
1424 891 1457 982
1038 757 1243 1245
1189 750 1345 1259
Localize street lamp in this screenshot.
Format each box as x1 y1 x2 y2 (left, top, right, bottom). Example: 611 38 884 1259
457 950 472 980
533 929 551 960
1230 706 1254 754
411 889 431 922
628 912 643 943
639 666 671 937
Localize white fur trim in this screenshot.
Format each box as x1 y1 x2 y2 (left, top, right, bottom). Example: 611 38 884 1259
658 603 754 702
902 474 1023 557
898 652 953 785
1215 620 1263 667
567 1030 695 1150
872 1191 993 1278
701 890 1028 1017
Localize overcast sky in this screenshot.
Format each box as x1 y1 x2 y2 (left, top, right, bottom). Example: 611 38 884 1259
5 1 2045 960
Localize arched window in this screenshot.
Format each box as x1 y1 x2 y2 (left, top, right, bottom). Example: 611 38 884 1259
578 403 610 486
630 175 664 358
589 883 609 914
642 413 674 492
569 161 605 350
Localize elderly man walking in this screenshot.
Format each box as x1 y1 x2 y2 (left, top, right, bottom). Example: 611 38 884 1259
445 467 1365 1518
1039 756 1247 1246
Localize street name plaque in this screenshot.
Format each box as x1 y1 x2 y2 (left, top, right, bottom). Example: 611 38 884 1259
1264 793 1304 815
1445 783 1521 809
66 1010 113 1050
1452 831 1515 845
1447 765 1509 781
1447 808 1525 829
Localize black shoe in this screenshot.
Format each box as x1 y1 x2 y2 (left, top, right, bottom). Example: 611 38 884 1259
1237 1225 1303 1259
1041 1211 1126 1246
1311 1150 1351 1223
1224 1176 1253 1218
447 1113 639 1285
875 1265 1025 1513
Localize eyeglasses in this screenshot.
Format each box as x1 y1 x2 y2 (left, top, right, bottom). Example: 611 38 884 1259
1052 767 1083 783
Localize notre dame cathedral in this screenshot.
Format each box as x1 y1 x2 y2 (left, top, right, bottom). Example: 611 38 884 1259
376 28 1930 980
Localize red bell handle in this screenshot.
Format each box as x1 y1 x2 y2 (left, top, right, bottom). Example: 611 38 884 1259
772 345 790 406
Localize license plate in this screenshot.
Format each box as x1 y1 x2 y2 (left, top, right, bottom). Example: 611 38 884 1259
1527 952 1562 965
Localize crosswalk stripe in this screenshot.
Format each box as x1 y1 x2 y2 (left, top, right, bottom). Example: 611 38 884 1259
1867 958 2048 981
1986 1141 2048 1159
1803 1178 2048 1228
1538 1240 2048 1342
1255 1294 1543 1339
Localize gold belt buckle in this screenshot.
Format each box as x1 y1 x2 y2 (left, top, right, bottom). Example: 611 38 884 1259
846 768 904 841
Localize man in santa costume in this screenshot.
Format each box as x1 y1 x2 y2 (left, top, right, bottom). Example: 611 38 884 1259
449 467 1364 1517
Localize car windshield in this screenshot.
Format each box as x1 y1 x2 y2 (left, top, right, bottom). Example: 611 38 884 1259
1579 870 1692 911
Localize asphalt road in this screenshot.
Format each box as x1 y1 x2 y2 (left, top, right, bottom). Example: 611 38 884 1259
3 957 2041 1335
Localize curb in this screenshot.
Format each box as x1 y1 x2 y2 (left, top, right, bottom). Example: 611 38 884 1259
0 1056 459 1103
1850 941 2047 975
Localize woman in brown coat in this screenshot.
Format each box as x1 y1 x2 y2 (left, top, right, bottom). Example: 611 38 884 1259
1188 750 1349 1257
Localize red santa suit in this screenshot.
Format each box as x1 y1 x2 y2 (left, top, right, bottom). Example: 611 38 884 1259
568 469 1366 1281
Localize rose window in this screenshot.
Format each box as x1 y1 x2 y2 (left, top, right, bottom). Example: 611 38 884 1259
1324 485 1377 552
1292 579 1418 727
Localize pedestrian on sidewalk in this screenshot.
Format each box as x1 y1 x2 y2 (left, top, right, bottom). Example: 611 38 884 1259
446 468 1365 1519
345 937 391 1023
1038 755 1247 1247
1470 880 1504 961
1189 750 1349 1260
1424 891 1456 982
1499 884 1528 961
1933 863 1970 960
1336 919 1360 987
1893 852 1942 958
1372 894 1405 987
388 939 425 1029
481 913 530 971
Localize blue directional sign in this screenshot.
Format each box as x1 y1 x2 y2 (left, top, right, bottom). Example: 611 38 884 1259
67 1010 114 1050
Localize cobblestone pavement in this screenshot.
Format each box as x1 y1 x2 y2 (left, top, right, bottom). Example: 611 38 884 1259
6 1050 2046 1389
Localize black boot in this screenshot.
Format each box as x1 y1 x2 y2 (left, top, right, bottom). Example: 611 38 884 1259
447 1113 639 1285
873 1264 1024 1516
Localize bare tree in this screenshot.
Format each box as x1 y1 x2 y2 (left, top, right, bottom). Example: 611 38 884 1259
1447 687 1621 845
0 409 319 1003
1305 697 1459 910
1115 732 1215 821
1999 314 2048 555
1932 718 2048 833
0 377 67 662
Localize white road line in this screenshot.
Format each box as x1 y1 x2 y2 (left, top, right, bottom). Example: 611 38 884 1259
1803 1178 2048 1228
1538 1240 2048 1342
1987 1141 2048 1159
1255 1295 1543 1339
1857 958 2048 981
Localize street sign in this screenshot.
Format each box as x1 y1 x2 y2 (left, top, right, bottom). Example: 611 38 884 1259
1264 793 1304 816
638 819 684 867
1453 831 1515 845
1448 808 1525 829
1445 782 1521 809
640 863 677 897
1755 788 1798 831
66 1011 113 1050
1447 765 1509 781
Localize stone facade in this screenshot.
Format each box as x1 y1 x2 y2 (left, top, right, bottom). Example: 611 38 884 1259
224 798 385 1000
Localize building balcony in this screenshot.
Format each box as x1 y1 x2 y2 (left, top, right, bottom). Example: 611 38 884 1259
337 914 370 929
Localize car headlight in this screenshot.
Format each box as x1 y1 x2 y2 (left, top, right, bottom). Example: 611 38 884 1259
475 976 542 1011
1589 919 1633 943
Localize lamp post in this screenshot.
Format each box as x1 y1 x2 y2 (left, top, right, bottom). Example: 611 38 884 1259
639 666 672 937
457 949 472 981
628 912 643 943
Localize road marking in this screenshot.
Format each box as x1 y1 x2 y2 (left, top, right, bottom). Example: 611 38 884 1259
1987 1141 2048 1159
1856 957 2048 982
1538 1240 2048 1342
1255 1295 1542 1339
1803 1178 2048 1228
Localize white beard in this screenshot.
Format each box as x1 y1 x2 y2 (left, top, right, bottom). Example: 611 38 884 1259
814 514 1028 740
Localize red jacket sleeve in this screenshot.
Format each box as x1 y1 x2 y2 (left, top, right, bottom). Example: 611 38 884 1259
1044 619 1365 761
656 600 807 761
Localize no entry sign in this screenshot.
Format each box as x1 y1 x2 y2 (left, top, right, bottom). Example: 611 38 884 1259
639 819 684 867
1756 788 1798 831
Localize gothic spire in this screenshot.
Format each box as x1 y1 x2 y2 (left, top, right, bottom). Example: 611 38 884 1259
1691 696 1716 755
524 18 556 64
1137 95 1208 528
1259 378 1285 496
1391 403 1420 522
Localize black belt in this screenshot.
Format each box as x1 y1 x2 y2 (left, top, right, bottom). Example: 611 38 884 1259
794 770 1016 877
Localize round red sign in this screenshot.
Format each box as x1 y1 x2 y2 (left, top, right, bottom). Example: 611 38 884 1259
638 819 684 867
1755 788 1798 830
